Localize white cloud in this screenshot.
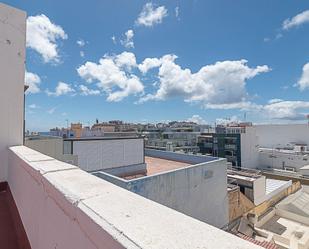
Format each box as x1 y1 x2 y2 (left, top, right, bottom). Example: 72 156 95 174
46 82 75 96
297 62 309 91
111 36 117 44
138 57 163 74
47 106 57 114
77 52 144 102
175 6 180 19
136 3 168 27
283 10 309 30
262 100 309 120
28 104 38 109
26 14 67 63
268 98 283 104
80 51 85 57
204 101 257 110
206 99 309 121
76 51 272 111
114 51 137 69
77 39 85 47
138 56 270 108
186 115 206 124
79 85 100 96
275 33 283 39
25 71 41 94
120 29 134 49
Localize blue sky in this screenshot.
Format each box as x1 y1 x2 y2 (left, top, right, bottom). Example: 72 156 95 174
5 0 309 131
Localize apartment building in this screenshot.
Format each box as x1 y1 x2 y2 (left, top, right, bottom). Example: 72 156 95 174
143 128 200 153
70 123 83 138
91 122 116 132
198 124 259 168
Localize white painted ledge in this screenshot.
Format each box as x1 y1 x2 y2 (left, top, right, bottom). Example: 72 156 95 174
8 146 262 249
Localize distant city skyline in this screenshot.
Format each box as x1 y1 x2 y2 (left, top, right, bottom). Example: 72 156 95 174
5 0 309 131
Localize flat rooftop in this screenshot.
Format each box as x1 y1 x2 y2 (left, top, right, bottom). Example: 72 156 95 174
122 156 191 180
145 156 191 176
227 168 262 182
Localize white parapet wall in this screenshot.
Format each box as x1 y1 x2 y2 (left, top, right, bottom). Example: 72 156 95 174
8 146 262 249
0 3 26 181
96 150 229 228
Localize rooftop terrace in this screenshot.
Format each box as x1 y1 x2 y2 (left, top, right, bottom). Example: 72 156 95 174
122 156 191 179
0 2 264 248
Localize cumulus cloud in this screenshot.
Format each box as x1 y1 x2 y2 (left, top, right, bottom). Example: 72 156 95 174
46 82 75 96
138 57 164 74
186 115 207 124
297 62 309 91
79 85 100 96
26 14 67 63
138 55 270 109
80 51 85 57
25 71 41 94
76 51 273 113
136 3 168 27
77 52 144 102
120 29 134 49
282 10 309 30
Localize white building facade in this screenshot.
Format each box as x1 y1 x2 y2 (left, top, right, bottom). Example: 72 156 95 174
0 3 26 182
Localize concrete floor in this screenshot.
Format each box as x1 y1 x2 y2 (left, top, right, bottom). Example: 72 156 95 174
145 156 191 176
122 156 191 180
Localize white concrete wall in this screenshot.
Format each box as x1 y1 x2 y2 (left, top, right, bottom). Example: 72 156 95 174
102 158 229 228
259 149 309 171
253 176 266 205
240 126 260 169
73 139 144 171
0 3 26 182
8 146 262 249
255 124 309 148
25 137 78 165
